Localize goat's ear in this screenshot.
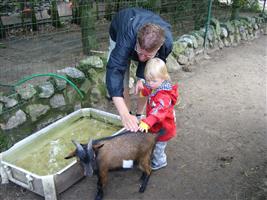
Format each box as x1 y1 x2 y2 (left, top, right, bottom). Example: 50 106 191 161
64 150 76 159
93 144 104 150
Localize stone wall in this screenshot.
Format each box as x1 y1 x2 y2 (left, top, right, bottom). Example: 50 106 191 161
0 15 266 151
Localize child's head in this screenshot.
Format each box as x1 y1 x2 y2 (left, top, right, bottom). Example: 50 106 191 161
144 58 170 89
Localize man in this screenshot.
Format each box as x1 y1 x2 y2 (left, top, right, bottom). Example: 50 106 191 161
106 8 173 132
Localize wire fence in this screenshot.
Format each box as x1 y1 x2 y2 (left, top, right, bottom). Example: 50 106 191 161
0 0 265 85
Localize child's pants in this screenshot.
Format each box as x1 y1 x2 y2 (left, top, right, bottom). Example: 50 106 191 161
152 141 168 166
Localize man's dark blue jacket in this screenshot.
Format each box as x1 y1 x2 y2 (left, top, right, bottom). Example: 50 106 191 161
106 8 173 97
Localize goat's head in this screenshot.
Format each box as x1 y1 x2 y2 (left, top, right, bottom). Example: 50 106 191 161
65 139 104 176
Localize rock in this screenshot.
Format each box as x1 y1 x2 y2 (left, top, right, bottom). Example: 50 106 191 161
210 17 221 36
57 67 85 83
79 79 91 95
177 54 189 65
220 27 228 38
25 104 50 122
129 77 135 95
184 48 195 62
0 96 18 108
191 31 204 47
90 87 102 104
0 103 3 114
221 21 235 35
172 41 187 57
55 78 67 91
178 34 198 49
38 81 55 98
222 38 230 47
36 114 65 130
79 56 104 69
166 54 181 73
2 110 27 130
15 84 37 100
50 94 66 108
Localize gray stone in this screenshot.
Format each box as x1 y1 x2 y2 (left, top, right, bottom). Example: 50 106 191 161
172 41 187 57
38 81 55 98
0 96 18 108
184 48 195 62
220 27 228 38
3 110 27 130
36 114 65 130
166 54 181 73
90 87 102 104
50 94 66 108
74 103 82 111
177 54 189 65
79 79 91 94
191 31 204 47
210 17 221 36
0 103 3 114
25 104 50 122
54 77 67 91
178 34 198 49
57 67 85 80
221 21 235 34
15 84 37 100
222 38 230 47
79 56 104 69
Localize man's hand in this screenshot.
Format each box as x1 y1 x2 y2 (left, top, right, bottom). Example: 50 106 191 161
138 121 150 133
135 79 145 95
112 97 139 132
121 113 139 132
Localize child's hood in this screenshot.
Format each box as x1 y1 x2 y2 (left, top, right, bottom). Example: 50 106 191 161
155 80 179 105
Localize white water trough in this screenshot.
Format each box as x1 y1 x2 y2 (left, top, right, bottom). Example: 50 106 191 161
0 108 123 200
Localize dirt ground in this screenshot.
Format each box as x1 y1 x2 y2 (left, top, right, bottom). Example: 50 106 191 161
0 35 267 200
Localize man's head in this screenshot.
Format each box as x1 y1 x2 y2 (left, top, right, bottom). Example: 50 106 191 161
136 23 165 62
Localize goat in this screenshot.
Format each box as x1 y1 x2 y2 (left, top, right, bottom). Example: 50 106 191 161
65 130 158 200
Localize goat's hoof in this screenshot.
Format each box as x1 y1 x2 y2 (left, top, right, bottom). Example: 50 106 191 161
95 194 103 200
139 185 146 193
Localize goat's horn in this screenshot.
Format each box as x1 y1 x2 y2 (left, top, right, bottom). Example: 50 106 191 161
72 140 86 158
87 139 93 150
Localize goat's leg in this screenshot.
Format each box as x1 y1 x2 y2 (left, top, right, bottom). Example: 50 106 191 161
95 175 103 200
95 170 108 200
139 155 152 193
140 172 147 181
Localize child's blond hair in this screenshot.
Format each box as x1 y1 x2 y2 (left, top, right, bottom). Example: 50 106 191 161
144 58 170 81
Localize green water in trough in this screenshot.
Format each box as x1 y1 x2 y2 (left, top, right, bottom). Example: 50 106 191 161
3 117 121 176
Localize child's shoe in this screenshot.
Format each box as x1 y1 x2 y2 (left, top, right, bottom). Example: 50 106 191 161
151 162 167 171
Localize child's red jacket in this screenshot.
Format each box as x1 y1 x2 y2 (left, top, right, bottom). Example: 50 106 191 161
141 80 179 141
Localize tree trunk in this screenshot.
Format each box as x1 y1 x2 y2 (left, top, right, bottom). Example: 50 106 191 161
30 0 38 31
51 0 61 28
72 0 81 24
104 0 113 21
0 17 6 39
80 0 97 55
231 0 241 20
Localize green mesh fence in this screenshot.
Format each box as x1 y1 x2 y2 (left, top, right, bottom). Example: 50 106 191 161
0 0 265 84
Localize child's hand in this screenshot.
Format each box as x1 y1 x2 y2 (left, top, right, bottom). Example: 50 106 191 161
135 79 145 95
138 121 150 133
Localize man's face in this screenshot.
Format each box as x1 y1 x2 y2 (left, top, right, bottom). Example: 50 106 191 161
135 43 159 62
